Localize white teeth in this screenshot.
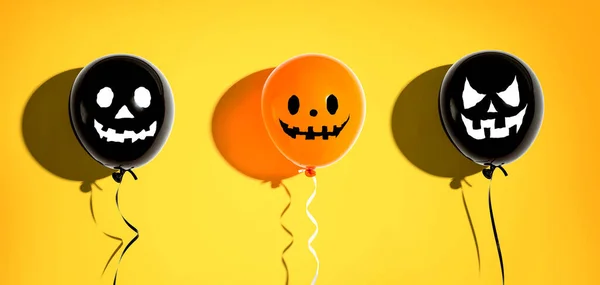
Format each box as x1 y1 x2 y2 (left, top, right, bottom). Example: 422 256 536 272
94 120 102 130
93 120 157 143
506 106 527 133
480 118 495 129
490 125 509 138
124 131 137 142
148 122 157 136
461 105 527 140
461 115 485 140
94 120 104 139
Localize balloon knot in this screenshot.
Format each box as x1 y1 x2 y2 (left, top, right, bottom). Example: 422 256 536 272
305 168 316 177
482 164 508 180
112 168 138 183
112 171 124 183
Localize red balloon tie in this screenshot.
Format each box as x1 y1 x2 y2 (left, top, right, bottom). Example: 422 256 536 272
305 168 316 177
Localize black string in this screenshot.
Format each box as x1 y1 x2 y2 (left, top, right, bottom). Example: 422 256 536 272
488 181 504 285
111 168 139 285
460 187 480 274
482 165 506 284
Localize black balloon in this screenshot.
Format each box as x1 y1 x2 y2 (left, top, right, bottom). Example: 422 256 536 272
69 54 174 171
439 51 543 171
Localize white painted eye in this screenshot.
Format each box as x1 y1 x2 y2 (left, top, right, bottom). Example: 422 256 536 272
134 86 151 108
96 87 114 108
497 76 520 107
462 78 486 109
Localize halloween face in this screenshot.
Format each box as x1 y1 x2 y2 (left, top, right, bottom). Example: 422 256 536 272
70 54 175 170
262 54 366 168
459 75 526 140
279 94 350 140
439 51 543 165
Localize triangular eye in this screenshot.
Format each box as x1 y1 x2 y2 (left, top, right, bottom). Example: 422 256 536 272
497 76 520 107
462 78 486 109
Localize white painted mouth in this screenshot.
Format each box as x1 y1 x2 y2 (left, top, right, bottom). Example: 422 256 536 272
94 120 157 143
460 105 527 140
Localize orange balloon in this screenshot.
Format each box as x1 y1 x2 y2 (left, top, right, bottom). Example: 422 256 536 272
261 54 366 170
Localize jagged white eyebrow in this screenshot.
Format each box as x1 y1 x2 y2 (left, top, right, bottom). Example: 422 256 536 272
462 78 486 109
497 76 519 107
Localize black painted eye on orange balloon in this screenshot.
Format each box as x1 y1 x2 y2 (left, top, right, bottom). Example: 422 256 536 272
288 95 300 115
326 94 338 115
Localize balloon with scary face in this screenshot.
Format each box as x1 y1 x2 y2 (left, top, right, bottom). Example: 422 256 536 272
261 54 366 173
439 51 543 176
70 54 174 172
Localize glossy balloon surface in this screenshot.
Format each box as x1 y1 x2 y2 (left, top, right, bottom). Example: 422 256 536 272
69 54 174 170
439 51 543 166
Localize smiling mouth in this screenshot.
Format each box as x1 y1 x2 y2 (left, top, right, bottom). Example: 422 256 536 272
279 116 350 140
94 120 157 143
461 105 527 140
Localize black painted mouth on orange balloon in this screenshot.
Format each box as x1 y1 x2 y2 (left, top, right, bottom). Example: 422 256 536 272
279 116 350 140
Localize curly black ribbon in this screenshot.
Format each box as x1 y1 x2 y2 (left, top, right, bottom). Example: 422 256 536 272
488 184 504 285
111 168 139 285
279 183 294 285
482 165 506 285
460 187 480 273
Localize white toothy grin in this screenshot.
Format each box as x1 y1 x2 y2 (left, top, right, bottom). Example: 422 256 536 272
94 120 157 143
461 105 527 140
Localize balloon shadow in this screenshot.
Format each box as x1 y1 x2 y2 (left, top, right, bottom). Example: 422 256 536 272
212 68 301 188
391 65 483 189
22 68 113 192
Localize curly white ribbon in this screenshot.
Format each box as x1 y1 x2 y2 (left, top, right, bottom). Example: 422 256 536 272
306 176 319 285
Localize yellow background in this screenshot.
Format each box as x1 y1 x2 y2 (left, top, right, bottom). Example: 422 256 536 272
2 0 600 284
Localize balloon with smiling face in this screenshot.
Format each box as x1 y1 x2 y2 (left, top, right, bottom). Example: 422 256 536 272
439 51 543 177
69 54 174 173
261 54 366 175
